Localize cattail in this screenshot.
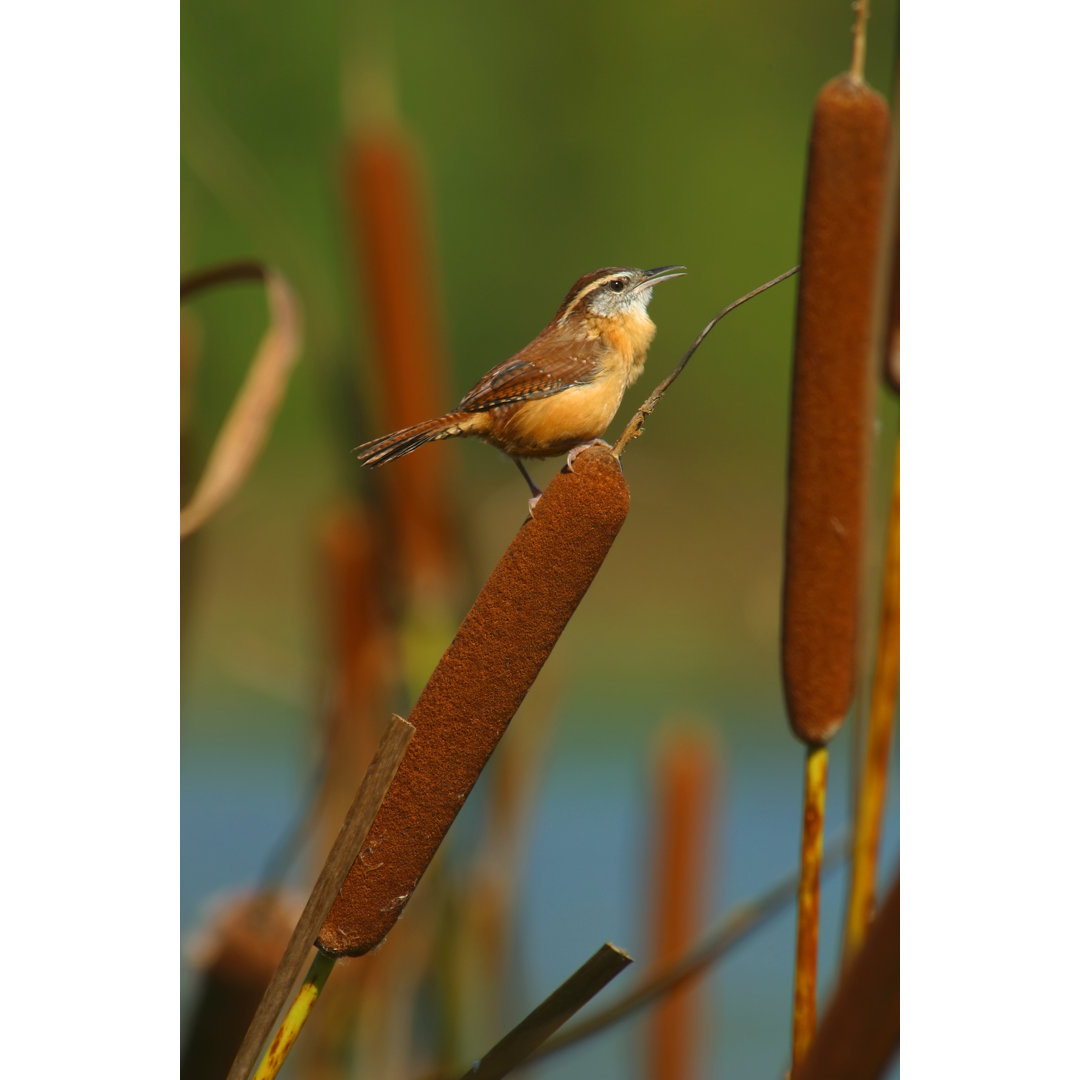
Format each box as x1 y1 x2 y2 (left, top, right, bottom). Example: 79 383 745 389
318 445 630 956
783 40 893 1072
782 74 892 746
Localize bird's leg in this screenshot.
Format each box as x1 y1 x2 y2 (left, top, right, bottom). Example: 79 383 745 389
566 438 613 471
511 456 545 516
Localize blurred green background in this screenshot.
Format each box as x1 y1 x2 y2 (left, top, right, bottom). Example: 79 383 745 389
181 0 899 1074
181 0 898 736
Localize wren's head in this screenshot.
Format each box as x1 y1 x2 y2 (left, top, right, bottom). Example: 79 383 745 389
556 265 686 324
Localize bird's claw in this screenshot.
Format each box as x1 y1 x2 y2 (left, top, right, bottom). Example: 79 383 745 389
566 438 612 472
527 492 542 518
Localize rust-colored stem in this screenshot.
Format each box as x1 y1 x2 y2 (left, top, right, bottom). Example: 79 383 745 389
792 744 828 1070
844 448 899 958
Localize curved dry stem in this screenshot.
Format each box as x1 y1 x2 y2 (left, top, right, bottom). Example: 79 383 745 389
612 265 799 459
180 263 303 539
180 260 268 300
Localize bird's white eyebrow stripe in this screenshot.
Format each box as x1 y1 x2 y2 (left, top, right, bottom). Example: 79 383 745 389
558 274 626 323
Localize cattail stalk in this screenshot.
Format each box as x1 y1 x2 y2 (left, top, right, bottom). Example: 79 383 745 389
782 2 892 1064
252 950 336 1080
791 745 829 1066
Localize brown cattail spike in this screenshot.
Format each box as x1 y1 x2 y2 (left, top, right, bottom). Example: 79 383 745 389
782 75 892 745
317 445 630 956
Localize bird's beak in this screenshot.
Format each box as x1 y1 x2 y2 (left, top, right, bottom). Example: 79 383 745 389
635 265 688 291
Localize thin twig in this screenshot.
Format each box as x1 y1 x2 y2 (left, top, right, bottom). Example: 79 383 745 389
226 715 415 1080
460 944 633 1080
524 831 849 1067
612 265 799 459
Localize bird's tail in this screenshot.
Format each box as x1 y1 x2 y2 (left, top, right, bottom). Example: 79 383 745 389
354 412 473 467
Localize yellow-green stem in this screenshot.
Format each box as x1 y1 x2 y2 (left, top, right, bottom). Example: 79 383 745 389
252 950 336 1080
792 744 828 1069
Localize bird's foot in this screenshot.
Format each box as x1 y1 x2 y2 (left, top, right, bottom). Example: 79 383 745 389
566 439 613 471
512 457 543 513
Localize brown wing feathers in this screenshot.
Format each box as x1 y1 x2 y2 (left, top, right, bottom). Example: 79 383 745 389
459 328 605 411
356 300 607 468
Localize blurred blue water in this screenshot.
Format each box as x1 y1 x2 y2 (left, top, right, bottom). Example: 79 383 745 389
181 709 899 1077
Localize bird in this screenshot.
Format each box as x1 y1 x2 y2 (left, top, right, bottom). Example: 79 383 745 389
354 264 686 498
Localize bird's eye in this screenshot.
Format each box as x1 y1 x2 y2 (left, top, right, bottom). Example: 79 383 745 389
608 279 625 293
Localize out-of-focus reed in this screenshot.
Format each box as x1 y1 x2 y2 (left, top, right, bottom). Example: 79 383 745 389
645 726 718 1080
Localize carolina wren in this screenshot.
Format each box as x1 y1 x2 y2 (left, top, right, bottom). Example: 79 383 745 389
355 265 685 495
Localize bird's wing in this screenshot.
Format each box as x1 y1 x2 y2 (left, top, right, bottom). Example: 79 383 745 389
458 328 607 412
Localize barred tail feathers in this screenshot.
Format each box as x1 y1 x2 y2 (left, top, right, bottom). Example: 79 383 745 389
354 412 474 467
